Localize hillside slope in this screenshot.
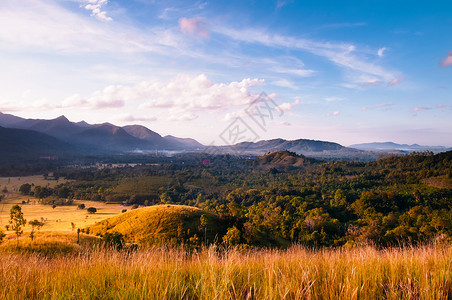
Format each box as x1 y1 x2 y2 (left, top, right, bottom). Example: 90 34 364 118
88 205 228 245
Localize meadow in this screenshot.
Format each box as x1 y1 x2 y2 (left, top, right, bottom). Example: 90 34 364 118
0 176 124 232
0 242 450 299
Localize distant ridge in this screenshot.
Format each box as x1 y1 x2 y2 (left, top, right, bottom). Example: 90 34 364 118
350 142 450 152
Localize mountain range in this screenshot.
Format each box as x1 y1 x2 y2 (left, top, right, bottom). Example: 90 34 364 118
0 112 450 161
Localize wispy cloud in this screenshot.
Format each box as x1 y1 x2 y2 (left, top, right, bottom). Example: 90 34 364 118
440 51 452 67
324 96 345 102
0 0 180 54
388 75 405 86
179 17 210 38
114 114 158 123
326 111 340 117
361 102 394 111
272 79 298 89
413 106 431 116
212 26 396 87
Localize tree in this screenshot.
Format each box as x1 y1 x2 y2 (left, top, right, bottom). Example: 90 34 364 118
19 183 32 195
223 226 241 246
9 205 26 247
28 219 44 241
102 232 124 250
0 228 5 244
87 207 97 214
199 214 208 244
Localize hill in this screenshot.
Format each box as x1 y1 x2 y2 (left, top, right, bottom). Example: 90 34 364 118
254 150 312 168
88 205 228 245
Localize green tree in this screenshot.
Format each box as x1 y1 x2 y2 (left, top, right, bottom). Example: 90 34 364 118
19 183 32 195
9 205 26 247
28 219 44 241
223 226 241 246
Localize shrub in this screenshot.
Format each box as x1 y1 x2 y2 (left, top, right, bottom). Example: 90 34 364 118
87 207 97 214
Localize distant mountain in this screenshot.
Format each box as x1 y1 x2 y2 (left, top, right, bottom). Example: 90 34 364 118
0 112 26 127
222 138 343 154
0 112 204 153
123 125 163 142
164 135 204 149
0 125 78 161
350 142 450 152
0 113 86 140
70 123 150 152
254 151 312 168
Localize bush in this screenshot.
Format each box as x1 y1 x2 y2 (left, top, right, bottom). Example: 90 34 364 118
102 232 124 250
78 204 85 210
87 207 97 214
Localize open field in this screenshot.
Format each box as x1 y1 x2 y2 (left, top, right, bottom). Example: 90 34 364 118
0 175 124 232
0 244 450 299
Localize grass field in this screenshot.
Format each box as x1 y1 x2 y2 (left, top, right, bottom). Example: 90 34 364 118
0 175 124 233
0 244 450 299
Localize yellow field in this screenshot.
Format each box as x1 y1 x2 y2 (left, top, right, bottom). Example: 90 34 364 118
0 176 124 233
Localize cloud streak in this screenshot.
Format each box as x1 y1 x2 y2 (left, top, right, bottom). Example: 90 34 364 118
440 51 452 67
213 26 397 87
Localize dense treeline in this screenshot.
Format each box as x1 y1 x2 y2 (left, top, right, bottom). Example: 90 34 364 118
18 151 452 247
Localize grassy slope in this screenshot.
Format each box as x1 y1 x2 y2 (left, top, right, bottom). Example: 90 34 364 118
88 205 227 245
0 231 100 255
0 245 450 299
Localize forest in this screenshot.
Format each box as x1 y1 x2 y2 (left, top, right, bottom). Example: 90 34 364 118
9 150 451 248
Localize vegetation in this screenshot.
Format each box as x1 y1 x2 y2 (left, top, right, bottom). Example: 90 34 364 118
9 205 26 247
88 205 230 246
0 244 450 299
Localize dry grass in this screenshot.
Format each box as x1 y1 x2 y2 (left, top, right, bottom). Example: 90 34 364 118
0 243 450 299
0 198 125 232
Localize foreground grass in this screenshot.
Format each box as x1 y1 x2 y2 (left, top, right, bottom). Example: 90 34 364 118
0 244 450 299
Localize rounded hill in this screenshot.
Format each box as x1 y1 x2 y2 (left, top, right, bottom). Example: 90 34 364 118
254 150 313 168
87 205 228 246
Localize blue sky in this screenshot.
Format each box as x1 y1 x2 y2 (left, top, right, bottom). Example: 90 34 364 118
0 0 451 146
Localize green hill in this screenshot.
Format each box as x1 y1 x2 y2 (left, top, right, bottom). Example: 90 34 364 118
87 205 228 246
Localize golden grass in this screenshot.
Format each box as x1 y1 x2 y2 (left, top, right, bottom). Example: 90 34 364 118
88 205 225 244
0 231 100 256
0 197 124 232
0 244 450 299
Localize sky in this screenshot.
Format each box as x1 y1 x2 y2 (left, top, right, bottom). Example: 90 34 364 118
0 0 451 146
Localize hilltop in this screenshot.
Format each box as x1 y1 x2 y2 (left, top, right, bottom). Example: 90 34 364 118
254 150 313 169
88 205 229 245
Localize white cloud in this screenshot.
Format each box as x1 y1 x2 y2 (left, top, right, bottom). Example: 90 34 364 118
377 47 387 57
62 74 264 120
277 99 301 111
80 0 112 22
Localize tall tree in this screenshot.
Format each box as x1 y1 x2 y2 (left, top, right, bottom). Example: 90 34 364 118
9 205 26 248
